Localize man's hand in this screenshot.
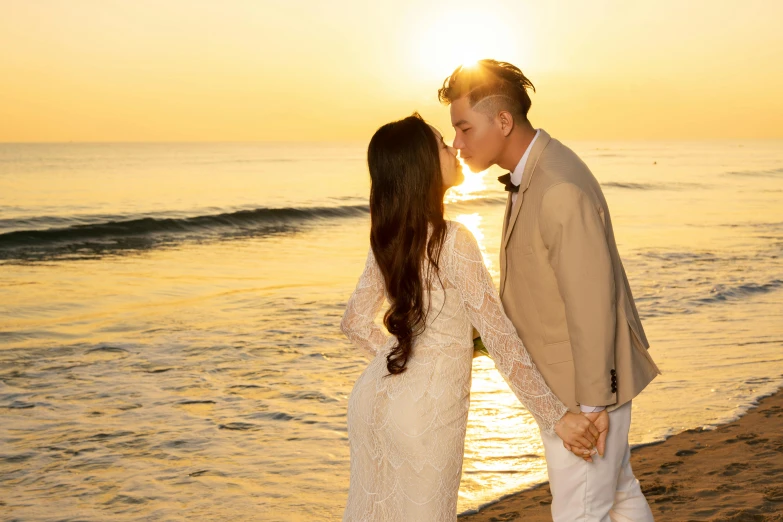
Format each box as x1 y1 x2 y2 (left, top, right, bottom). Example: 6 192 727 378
585 410 609 457
564 410 609 462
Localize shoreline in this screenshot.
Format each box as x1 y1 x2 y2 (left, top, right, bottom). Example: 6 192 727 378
459 388 783 521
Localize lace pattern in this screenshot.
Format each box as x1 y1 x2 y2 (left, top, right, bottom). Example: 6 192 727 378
340 221 567 521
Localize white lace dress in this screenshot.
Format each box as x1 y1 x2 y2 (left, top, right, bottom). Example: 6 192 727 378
340 221 568 521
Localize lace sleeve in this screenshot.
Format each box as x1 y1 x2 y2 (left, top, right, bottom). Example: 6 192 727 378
449 224 568 434
340 247 390 358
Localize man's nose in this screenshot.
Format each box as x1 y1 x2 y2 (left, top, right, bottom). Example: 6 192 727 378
452 135 465 150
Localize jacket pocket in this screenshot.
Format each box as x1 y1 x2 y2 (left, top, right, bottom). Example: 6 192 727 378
543 340 573 365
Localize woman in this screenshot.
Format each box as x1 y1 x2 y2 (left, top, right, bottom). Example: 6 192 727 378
340 113 597 521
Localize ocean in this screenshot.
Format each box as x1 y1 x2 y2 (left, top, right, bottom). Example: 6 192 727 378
1 139 782 521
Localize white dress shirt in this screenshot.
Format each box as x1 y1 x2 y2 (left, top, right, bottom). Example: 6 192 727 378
509 129 540 206
508 128 604 414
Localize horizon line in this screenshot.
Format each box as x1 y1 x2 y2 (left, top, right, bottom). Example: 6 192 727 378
3 137 783 145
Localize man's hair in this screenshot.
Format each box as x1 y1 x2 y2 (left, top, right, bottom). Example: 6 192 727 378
437 59 536 123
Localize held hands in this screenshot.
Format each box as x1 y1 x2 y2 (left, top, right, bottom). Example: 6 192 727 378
562 410 610 463
554 412 600 461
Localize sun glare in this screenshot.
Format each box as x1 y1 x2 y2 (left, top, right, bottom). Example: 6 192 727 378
445 157 487 204
414 8 516 80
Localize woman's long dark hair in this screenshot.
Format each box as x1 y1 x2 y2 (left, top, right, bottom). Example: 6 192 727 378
367 112 448 375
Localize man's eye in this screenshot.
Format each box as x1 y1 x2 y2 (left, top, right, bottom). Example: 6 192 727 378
461 128 471 134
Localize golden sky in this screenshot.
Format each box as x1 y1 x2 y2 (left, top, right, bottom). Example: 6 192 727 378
1 0 782 142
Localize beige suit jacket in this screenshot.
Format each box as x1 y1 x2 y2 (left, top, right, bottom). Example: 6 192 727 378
499 129 661 413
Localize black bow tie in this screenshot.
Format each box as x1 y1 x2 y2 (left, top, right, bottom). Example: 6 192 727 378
497 173 519 193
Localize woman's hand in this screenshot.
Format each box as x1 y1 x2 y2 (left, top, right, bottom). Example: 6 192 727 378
564 410 609 462
554 412 599 459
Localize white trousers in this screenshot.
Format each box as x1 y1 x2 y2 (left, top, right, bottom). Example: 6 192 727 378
540 401 654 521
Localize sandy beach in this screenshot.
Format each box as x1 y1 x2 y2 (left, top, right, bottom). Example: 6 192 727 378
460 389 783 521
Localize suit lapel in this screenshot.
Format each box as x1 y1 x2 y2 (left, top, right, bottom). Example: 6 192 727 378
501 129 551 251
500 191 513 247
499 192 513 294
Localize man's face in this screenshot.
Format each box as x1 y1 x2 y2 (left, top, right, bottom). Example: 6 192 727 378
449 96 505 172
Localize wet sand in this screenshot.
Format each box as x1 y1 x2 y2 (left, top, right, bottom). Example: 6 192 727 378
459 389 783 521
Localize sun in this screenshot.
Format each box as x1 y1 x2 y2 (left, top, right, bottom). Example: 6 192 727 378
413 8 517 81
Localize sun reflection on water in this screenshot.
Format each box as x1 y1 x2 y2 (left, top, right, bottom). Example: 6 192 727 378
443 157 548 508
459 356 549 509
445 159 495 272
445 159 487 204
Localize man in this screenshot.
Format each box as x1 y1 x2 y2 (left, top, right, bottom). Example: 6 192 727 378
439 60 661 521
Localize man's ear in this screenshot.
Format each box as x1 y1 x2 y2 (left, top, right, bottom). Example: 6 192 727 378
498 110 515 137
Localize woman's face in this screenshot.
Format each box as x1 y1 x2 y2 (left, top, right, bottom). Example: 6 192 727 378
429 125 464 190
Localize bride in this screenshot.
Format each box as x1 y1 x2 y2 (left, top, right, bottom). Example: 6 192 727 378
340 113 598 521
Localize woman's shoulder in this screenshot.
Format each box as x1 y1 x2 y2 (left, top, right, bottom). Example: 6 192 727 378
444 219 473 236
444 219 466 233
443 220 478 250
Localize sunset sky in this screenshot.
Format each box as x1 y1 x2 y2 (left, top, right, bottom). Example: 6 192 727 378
1 0 781 142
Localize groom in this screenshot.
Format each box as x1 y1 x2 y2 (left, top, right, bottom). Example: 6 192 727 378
438 60 661 521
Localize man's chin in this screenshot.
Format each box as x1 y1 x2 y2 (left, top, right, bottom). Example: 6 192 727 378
465 161 488 173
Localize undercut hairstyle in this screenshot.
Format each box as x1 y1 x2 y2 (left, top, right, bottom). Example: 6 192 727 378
437 59 536 123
